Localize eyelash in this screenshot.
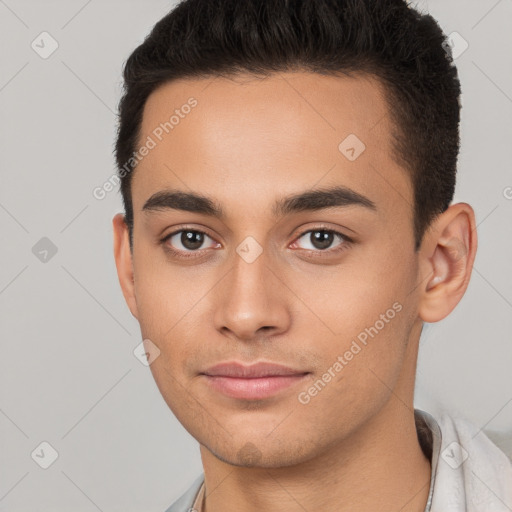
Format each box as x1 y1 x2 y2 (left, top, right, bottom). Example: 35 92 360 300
159 226 354 260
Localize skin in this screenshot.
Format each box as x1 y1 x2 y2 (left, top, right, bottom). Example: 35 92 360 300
113 71 477 512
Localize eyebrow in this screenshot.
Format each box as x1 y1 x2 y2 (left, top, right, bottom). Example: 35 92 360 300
142 185 377 218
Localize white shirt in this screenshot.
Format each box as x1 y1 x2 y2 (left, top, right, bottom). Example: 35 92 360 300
164 408 512 512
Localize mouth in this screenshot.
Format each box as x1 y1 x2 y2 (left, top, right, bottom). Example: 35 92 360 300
200 361 311 400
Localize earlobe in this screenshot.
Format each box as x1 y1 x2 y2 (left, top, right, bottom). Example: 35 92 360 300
112 213 139 319
418 203 477 323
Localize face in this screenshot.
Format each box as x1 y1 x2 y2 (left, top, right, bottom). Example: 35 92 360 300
115 71 427 468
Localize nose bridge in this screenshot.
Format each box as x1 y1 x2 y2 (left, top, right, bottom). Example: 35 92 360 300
213 241 290 340
231 252 268 303
229 233 272 298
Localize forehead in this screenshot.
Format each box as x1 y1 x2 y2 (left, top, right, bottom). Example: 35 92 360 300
132 71 412 222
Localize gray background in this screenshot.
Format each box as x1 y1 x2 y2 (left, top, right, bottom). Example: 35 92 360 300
1 0 511 510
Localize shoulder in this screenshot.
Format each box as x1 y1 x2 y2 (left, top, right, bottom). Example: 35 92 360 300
419 407 512 510
163 474 205 512
434 408 512 466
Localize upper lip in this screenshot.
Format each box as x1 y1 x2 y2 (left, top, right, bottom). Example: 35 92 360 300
202 362 308 378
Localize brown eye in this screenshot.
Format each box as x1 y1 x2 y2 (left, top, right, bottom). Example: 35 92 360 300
295 230 347 251
163 230 217 252
180 231 205 250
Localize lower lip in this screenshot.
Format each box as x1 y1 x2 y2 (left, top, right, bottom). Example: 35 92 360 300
202 374 309 400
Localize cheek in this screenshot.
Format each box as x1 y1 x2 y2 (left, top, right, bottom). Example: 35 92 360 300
132 251 201 340
293 304 411 439
131 251 211 382
291 257 415 400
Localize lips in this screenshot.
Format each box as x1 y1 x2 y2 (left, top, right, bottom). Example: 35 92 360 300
203 361 306 378
201 362 310 400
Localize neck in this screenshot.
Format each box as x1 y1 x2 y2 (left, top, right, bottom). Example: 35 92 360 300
199 323 431 512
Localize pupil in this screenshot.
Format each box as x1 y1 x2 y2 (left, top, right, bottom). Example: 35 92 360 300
182 231 204 250
311 230 333 250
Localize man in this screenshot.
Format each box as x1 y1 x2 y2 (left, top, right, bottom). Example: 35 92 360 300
112 0 512 510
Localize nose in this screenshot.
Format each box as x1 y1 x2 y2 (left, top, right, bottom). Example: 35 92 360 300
212 249 291 342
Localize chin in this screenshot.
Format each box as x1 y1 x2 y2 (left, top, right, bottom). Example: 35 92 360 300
203 436 319 469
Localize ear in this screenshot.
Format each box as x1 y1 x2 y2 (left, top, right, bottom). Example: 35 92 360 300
113 213 139 319
417 203 478 323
